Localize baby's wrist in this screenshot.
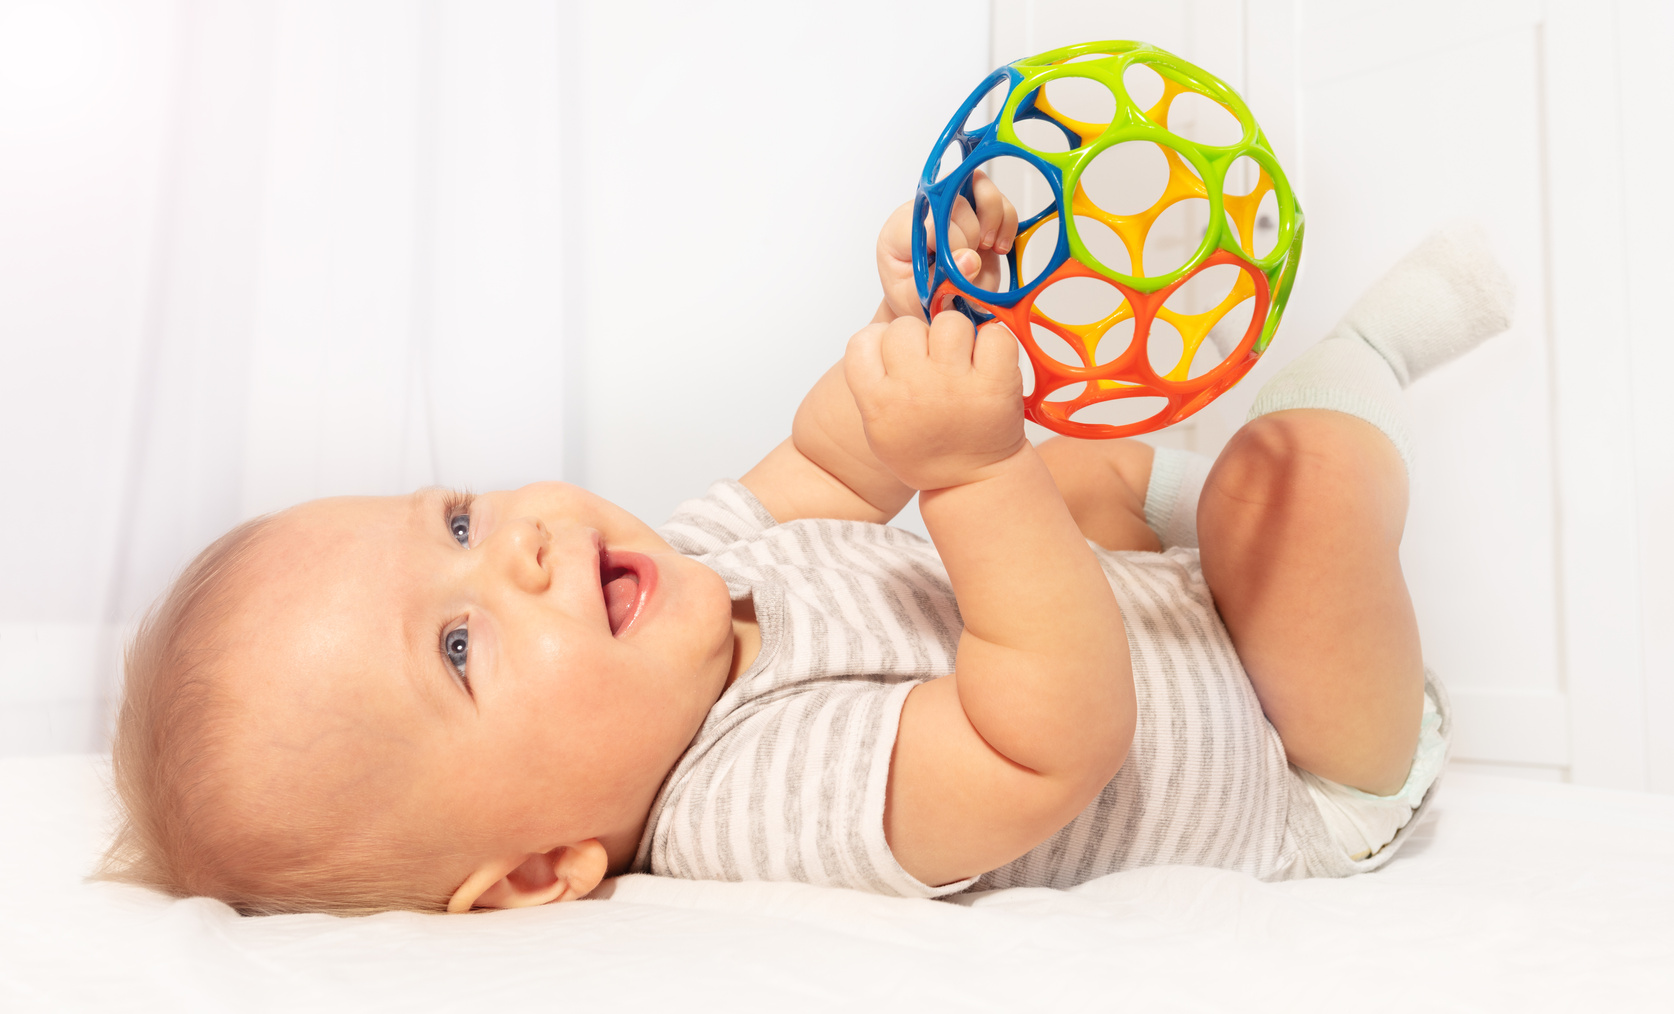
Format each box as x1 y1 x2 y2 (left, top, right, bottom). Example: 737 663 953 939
913 440 1035 496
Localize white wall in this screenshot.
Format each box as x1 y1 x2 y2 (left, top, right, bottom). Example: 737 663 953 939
1 0 181 752
0 0 988 755
571 3 989 524
1616 0 1674 794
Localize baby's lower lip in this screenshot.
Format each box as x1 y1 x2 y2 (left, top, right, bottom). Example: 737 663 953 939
600 550 657 637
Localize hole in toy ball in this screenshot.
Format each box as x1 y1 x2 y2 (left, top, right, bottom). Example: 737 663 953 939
1093 315 1136 366
1017 215 1062 288
1123 63 1165 113
964 154 1055 221
1145 316 1186 377
1139 197 1211 278
1042 75 1116 130
962 76 1012 135
1164 262 1255 377
1034 276 1125 326
1062 52 1121 66
1069 394 1170 428
1167 91 1243 147
1045 380 1089 404
1194 296 1255 377
946 249 1012 293
1071 215 1130 275
1224 155 1262 197
1012 114 1074 154
1080 141 1172 216
933 141 966 183
940 155 1060 293
1253 189 1280 258
1166 262 1245 316
1030 322 1089 370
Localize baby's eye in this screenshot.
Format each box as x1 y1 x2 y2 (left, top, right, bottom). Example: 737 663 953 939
443 625 470 683
442 490 475 547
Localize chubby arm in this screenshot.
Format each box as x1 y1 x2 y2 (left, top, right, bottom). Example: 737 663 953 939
846 314 1136 888
741 362 915 525
741 178 1016 525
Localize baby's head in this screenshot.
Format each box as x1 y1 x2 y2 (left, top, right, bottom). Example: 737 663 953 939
99 483 738 914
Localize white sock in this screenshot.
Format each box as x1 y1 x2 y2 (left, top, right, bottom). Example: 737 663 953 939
1245 221 1516 472
1144 447 1212 549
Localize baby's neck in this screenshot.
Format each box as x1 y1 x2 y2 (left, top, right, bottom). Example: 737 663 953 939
597 598 759 881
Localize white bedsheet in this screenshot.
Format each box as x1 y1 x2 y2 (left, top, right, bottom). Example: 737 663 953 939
1 755 1669 1012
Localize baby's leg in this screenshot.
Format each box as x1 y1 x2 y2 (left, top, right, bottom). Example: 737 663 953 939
1037 436 1161 552
1198 224 1513 794
1201 409 1419 793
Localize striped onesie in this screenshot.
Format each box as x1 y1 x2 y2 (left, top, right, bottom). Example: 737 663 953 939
631 479 1445 897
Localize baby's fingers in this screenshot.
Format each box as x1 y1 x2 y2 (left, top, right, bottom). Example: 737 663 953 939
927 310 976 368
877 203 928 322
844 323 888 393
968 170 1015 253
973 321 1022 381
948 195 982 257
878 315 930 375
997 195 1019 255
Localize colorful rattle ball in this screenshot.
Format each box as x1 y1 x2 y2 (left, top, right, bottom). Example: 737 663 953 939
914 40 1304 438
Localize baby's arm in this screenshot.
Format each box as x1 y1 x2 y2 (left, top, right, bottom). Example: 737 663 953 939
846 313 1136 888
741 360 915 525
742 180 1015 525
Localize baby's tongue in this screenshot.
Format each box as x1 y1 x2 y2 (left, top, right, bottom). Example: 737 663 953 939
602 568 639 635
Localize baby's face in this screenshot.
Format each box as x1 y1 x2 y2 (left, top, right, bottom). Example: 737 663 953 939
222 481 736 865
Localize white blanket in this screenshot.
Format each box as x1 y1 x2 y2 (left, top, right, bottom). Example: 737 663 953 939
2 754 1670 1012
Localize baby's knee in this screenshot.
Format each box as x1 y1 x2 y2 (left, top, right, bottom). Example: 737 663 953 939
1211 410 1404 515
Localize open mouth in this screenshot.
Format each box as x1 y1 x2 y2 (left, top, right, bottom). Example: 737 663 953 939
600 550 655 637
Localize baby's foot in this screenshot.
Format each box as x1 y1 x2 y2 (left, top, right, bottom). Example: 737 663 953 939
1246 222 1515 475
1328 221 1516 387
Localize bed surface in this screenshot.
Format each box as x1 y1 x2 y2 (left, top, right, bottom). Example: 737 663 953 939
2 754 1669 1012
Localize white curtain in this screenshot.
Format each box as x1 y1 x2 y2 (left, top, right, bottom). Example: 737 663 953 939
0 0 988 755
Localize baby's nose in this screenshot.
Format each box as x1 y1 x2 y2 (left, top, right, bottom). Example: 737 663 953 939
487 516 553 591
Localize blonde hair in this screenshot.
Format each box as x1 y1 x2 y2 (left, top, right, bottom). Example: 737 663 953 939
96 514 466 916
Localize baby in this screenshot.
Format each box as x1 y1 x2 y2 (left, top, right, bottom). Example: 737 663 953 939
99 182 1511 915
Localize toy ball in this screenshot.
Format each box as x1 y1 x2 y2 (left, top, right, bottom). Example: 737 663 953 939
914 40 1304 438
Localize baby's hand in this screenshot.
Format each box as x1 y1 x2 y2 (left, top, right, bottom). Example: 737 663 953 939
877 171 1019 321
844 312 1026 491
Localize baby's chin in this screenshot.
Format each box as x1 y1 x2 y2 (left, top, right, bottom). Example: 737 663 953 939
685 559 742 676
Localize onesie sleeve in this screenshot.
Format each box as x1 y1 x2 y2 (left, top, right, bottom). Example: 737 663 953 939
658 479 778 557
636 677 979 900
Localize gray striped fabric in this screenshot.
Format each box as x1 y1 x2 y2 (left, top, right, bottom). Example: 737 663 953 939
631 480 1417 897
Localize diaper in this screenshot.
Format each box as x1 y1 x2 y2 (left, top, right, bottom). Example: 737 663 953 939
1297 690 1446 860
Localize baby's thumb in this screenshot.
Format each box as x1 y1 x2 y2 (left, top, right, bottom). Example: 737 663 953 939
953 248 982 280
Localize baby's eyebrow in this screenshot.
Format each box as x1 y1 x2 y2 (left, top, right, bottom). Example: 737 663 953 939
405 487 453 532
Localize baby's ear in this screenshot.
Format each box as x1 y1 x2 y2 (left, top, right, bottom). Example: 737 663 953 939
447 840 609 913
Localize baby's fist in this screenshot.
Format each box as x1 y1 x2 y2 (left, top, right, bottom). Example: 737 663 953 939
844 312 1026 491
